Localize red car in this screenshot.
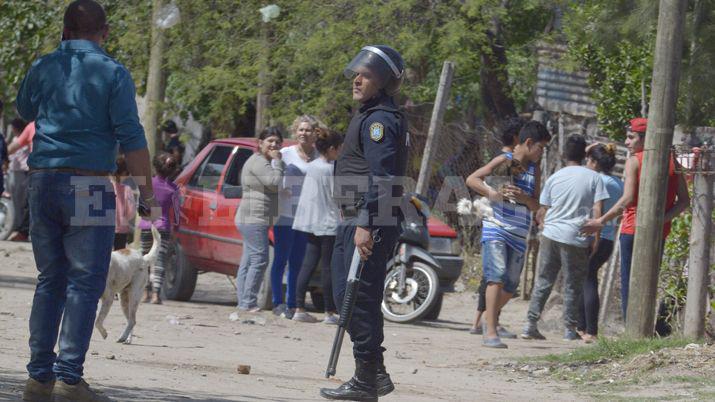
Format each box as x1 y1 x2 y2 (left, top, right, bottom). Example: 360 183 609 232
164 138 463 311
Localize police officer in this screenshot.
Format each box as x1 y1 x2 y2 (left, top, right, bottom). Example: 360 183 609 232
320 46 408 401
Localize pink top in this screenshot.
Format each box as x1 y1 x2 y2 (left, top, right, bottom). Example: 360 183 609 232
9 122 35 171
16 121 35 149
138 175 179 232
113 181 136 234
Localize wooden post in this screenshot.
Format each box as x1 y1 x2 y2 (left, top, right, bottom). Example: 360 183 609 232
626 0 688 338
684 149 713 338
143 0 167 157
254 22 271 136
416 61 455 196
557 115 565 170
599 233 621 325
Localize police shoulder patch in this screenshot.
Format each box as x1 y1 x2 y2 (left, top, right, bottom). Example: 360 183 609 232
369 122 384 142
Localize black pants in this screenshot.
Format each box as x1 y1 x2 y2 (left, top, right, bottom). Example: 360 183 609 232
577 239 614 335
476 276 487 312
331 218 398 362
296 233 337 312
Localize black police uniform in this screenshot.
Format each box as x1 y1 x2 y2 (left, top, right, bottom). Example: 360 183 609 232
331 92 408 363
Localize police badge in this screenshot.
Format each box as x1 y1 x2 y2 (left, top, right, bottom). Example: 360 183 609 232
369 122 384 142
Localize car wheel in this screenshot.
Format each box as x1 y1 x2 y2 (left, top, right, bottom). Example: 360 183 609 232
0 197 15 241
256 245 275 310
164 241 197 301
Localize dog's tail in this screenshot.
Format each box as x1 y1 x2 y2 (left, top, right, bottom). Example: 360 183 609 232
143 225 162 265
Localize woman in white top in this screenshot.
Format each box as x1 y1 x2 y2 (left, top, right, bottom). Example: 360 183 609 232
270 115 321 318
292 128 343 323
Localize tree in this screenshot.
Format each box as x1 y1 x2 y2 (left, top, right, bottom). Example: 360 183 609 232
0 0 61 114
562 0 715 139
1 0 556 137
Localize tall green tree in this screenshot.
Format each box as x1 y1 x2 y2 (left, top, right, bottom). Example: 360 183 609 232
562 0 715 139
0 0 61 113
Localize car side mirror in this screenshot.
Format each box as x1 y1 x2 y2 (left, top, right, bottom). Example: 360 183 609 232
222 185 243 199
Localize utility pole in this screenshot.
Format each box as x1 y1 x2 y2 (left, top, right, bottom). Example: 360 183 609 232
416 61 455 196
626 0 688 338
254 25 270 136
143 0 167 157
684 149 713 339
255 5 280 136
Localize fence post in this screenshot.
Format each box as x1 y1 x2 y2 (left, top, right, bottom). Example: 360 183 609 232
684 148 713 338
416 61 455 196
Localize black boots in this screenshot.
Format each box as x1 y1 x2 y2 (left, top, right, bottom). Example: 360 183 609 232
320 359 379 401
376 358 395 397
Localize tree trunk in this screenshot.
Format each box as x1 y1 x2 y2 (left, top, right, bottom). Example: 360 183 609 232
144 0 167 157
479 5 517 131
254 22 272 136
626 0 687 338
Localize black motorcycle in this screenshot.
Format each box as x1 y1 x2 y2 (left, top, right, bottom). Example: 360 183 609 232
381 193 442 323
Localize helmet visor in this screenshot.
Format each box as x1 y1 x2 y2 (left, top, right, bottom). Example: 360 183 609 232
343 49 394 88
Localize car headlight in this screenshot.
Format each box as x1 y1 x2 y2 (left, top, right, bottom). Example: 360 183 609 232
428 237 461 255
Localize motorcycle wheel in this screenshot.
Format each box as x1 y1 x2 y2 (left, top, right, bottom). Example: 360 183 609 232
0 197 15 241
382 261 439 323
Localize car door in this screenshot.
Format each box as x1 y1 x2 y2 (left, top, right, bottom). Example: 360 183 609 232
211 147 255 274
178 144 234 267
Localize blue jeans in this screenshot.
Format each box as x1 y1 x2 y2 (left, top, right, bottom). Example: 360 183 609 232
235 223 270 310
482 240 525 294
270 216 307 308
26 172 115 385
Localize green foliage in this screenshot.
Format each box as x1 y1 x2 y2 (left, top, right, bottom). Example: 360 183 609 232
662 182 715 330
103 0 153 93
163 0 554 135
536 336 693 365
562 1 655 140
0 0 553 136
569 41 652 140
0 0 61 110
563 0 715 136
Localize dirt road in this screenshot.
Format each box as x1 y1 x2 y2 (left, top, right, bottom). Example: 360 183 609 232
0 241 583 401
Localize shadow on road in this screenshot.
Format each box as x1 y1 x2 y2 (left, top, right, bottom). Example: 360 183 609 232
0 369 302 401
0 273 37 290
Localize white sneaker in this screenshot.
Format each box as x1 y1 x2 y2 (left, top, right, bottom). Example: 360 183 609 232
322 314 339 325
292 311 319 323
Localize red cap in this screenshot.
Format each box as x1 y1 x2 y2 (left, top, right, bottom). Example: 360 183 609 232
628 118 648 133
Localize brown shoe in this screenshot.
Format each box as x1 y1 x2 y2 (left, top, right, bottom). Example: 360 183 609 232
22 378 54 402
150 292 162 305
52 379 112 402
9 231 29 242
141 289 151 303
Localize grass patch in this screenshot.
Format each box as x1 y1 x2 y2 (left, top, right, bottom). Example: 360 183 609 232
696 390 715 400
535 337 693 365
666 375 715 386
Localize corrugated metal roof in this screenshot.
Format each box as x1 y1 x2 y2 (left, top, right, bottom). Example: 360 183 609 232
536 43 597 117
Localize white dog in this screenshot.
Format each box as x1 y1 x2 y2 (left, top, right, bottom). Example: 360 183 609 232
95 226 161 344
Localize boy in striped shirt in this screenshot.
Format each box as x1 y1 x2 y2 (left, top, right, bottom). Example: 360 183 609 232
466 121 551 348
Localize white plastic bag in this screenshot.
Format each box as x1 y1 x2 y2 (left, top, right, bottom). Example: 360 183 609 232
156 3 181 29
